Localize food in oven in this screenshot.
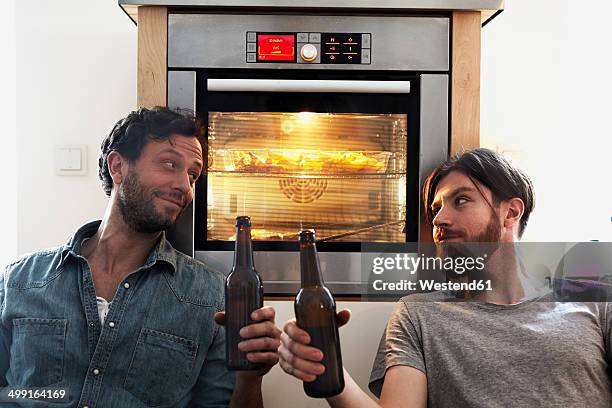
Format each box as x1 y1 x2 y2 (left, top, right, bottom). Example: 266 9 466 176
228 228 299 241
214 149 391 174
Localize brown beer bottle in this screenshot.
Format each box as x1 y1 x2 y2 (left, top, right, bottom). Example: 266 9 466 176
295 229 345 398
225 216 264 370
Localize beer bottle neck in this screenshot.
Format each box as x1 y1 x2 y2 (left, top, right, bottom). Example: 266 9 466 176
234 226 254 268
300 243 324 287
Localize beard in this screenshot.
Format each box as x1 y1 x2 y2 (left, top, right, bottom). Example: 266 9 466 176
434 208 502 244
435 209 502 278
117 170 185 234
469 211 502 243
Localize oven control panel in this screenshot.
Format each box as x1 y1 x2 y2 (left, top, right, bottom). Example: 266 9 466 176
246 32 371 64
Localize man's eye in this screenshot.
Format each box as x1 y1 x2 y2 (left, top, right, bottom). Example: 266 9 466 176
431 206 440 216
455 197 468 205
163 161 175 168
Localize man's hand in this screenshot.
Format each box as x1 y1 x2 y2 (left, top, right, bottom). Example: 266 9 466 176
278 309 351 382
214 306 281 378
216 306 281 408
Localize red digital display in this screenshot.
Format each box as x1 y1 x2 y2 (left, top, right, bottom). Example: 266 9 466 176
257 34 295 62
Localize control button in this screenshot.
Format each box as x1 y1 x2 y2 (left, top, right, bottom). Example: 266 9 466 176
362 49 371 64
247 32 256 42
297 33 309 43
247 42 256 53
93 368 100 376
108 321 115 328
362 33 371 48
309 33 321 43
123 282 130 289
300 44 318 62
247 53 256 63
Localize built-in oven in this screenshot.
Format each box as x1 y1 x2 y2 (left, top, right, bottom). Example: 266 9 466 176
166 13 449 295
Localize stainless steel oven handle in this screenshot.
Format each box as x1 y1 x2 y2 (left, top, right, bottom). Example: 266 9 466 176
207 79 410 94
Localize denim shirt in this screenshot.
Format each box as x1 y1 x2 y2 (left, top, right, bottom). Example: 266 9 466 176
0 221 235 407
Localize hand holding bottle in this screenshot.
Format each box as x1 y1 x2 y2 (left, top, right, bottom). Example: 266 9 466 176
214 306 281 376
279 309 351 383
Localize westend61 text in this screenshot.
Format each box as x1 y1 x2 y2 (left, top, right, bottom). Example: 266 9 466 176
372 279 493 292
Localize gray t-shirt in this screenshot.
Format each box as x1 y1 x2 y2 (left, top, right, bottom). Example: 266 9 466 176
369 292 612 407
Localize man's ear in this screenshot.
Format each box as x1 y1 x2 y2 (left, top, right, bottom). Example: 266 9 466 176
503 197 525 230
107 151 128 186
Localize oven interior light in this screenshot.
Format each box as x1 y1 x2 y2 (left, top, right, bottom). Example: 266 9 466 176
297 111 315 124
281 112 315 135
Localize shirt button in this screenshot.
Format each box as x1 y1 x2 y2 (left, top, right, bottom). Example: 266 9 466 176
93 368 100 376
108 321 115 328
123 282 130 289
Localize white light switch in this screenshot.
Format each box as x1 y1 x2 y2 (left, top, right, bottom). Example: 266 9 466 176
55 145 87 175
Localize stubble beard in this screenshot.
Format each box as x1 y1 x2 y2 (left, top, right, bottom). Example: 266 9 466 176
117 170 180 234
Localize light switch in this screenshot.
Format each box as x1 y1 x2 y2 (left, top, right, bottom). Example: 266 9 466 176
55 145 87 175
63 148 80 170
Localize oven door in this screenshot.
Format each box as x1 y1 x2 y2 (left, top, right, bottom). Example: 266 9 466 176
168 70 448 295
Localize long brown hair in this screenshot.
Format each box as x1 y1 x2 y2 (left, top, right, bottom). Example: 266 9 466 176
423 148 535 237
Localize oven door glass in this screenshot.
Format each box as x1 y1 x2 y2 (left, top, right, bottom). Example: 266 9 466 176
196 72 420 251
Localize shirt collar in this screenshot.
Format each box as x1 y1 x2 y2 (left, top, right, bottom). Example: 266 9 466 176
59 220 101 267
145 234 178 273
58 220 178 274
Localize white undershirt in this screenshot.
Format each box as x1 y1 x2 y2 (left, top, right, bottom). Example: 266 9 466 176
96 296 111 324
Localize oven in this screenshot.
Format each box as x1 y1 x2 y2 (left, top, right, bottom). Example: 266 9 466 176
165 13 449 295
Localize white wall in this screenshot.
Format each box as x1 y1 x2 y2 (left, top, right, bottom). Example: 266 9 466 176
15 0 136 254
481 0 612 242
11 0 612 407
0 0 18 268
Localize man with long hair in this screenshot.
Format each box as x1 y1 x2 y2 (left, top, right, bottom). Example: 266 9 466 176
278 148 611 407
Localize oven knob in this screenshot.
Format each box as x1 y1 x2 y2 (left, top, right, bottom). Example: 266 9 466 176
300 44 318 62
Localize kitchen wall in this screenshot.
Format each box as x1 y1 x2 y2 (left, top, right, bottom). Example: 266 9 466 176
481 0 612 242
15 0 136 255
0 0 17 270
8 0 612 406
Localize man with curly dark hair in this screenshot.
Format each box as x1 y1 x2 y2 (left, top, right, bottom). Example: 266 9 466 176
1 107 280 407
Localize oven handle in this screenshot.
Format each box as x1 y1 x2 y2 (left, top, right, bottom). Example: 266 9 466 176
207 79 411 94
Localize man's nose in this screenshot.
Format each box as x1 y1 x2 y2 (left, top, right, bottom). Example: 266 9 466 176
432 205 452 228
174 172 193 199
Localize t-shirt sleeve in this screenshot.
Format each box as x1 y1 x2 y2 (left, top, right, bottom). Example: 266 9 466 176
368 299 426 398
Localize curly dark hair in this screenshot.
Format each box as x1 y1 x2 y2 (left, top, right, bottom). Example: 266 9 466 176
423 148 535 237
98 107 204 196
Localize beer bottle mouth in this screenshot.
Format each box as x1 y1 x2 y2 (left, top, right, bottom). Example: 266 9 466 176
235 216 251 227
298 229 316 243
